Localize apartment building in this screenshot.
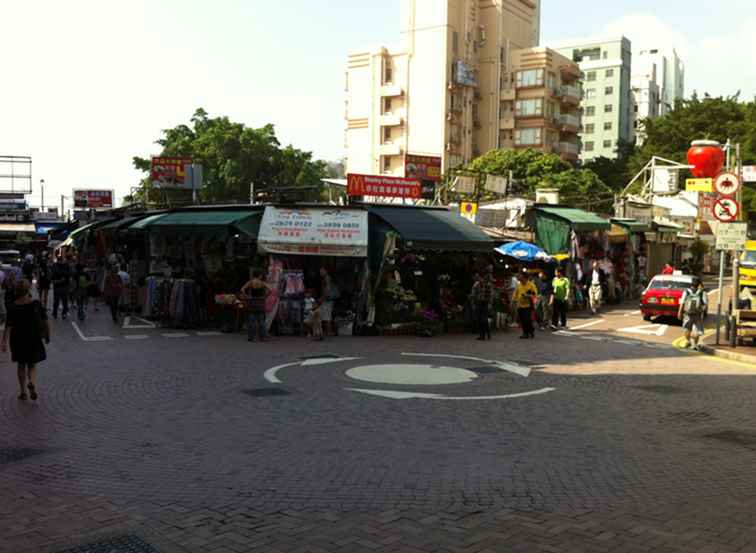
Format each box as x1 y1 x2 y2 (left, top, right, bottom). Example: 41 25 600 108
345 0 551 178
630 59 661 145
550 36 632 162
635 47 684 115
499 47 582 162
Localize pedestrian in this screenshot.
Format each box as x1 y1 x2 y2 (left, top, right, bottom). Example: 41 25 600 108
103 266 124 324
3 269 17 317
584 260 606 315
2 279 50 401
550 267 571 330
74 264 91 321
302 288 320 339
241 269 271 342
37 256 51 309
662 262 675 275
535 270 552 330
471 272 492 341
93 258 106 312
51 255 71 320
679 277 708 350
118 264 131 314
320 267 339 337
513 269 537 339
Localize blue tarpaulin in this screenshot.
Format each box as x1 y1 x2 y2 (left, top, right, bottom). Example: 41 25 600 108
495 241 553 263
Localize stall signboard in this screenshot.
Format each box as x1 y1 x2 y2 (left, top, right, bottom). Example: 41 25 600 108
685 178 713 193
405 155 442 182
258 207 368 257
346 173 422 200
151 156 193 188
73 189 114 209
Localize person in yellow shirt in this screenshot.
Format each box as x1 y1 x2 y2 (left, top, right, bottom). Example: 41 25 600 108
513 270 538 339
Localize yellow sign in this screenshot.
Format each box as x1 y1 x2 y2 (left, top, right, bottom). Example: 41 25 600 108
685 178 713 192
460 202 478 222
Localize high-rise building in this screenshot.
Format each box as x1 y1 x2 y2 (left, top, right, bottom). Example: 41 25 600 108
630 58 661 145
344 0 580 178
550 36 633 162
635 47 684 115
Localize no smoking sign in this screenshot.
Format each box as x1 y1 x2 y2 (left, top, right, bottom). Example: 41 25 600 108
712 197 740 223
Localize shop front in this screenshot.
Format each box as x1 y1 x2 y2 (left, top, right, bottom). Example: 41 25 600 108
646 221 684 277
365 205 494 336
257 206 369 336
611 218 653 294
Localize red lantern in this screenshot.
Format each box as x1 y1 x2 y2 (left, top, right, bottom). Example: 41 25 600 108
687 140 724 178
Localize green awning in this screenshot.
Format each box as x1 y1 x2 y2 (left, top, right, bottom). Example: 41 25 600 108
367 206 494 252
98 215 149 233
654 221 684 233
128 209 263 239
611 219 652 233
535 207 611 232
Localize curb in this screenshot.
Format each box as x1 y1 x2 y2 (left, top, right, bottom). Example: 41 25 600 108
699 344 756 365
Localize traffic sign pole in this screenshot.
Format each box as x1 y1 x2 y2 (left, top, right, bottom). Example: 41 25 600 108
716 250 725 346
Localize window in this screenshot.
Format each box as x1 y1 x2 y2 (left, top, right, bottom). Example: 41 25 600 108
603 51 608 59
605 69 614 77
383 127 392 143
634 104 639 113
515 128 542 145
384 97 392 112
584 123 595 134
546 101 555 119
603 140 613 149
584 88 596 99
586 71 596 82
584 141 594 152
516 69 544 87
604 121 612 131
382 156 392 172
604 104 613 113
584 106 596 117
515 98 543 117
453 32 459 54
385 66 393 83
605 86 614 95
547 72 557 91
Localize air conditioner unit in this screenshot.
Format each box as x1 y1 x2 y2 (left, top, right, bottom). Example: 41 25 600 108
446 142 452 151
448 82 455 90
447 113 453 121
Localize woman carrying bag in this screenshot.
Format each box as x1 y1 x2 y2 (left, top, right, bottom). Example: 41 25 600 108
2 279 50 401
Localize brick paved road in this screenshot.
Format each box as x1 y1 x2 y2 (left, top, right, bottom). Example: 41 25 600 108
1 308 755 552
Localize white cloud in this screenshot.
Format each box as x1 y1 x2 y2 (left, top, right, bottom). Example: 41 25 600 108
603 14 690 59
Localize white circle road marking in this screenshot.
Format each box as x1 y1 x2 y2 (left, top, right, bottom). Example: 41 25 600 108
346 364 478 385
346 387 556 401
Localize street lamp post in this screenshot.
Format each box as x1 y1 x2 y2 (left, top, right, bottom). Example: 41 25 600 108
40 179 45 211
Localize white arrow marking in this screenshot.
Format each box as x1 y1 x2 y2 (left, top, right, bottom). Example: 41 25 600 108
619 324 668 336
263 362 302 383
124 334 149 340
402 353 530 378
346 387 556 401
71 322 113 342
122 316 157 329
301 356 361 366
569 319 603 330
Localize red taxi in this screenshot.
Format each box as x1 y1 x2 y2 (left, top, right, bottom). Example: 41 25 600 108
640 274 695 322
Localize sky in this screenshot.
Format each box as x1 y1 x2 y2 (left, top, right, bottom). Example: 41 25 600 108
1 0 755 210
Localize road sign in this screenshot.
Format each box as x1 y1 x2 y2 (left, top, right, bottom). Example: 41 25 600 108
714 172 741 196
743 165 756 183
685 178 713 192
712 197 740 223
715 221 748 251
460 202 478 222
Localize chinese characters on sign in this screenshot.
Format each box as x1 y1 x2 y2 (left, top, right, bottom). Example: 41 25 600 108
405 155 442 182
151 157 193 188
73 189 114 209
346 173 422 200
258 207 368 257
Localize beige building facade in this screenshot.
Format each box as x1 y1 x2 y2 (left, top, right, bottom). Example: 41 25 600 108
345 0 583 180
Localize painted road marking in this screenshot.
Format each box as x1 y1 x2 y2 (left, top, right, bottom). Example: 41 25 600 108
346 387 556 401
624 310 641 317
569 319 603 331
124 335 149 340
71 322 113 342
196 331 223 337
346 364 478 385
122 316 156 329
162 332 190 338
402 352 531 378
263 362 301 384
619 323 669 337
301 356 361 367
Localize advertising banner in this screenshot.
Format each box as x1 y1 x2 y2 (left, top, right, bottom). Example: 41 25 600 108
405 155 442 182
73 189 114 209
685 178 713 193
258 207 368 257
151 156 193 188
346 173 422 200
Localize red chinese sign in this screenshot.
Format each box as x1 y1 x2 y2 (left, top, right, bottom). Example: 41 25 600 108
73 189 113 209
347 173 422 199
405 154 442 182
151 156 193 188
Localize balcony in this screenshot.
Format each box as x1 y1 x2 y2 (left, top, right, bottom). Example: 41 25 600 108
559 142 579 158
559 113 580 132
560 64 582 81
499 116 515 130
379 142 403 156
380 84 404 97
560 85 582 105
380 113 404 127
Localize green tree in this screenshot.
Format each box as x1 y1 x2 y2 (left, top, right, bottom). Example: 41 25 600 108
582 139 636 192
544 169 615 213
132 108 327 205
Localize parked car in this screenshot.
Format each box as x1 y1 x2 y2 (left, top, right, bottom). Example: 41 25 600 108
640 274 701 322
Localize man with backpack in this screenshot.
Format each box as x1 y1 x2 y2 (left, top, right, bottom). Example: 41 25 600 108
678 277 707 350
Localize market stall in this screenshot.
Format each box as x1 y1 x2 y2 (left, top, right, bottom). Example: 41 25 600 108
611 218 652 297
365 205 494 336
257 206 369 336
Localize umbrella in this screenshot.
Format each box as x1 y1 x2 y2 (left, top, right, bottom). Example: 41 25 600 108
495 241 553 263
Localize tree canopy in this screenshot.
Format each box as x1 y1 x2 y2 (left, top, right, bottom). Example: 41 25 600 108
463 148 615 212
131 108 328 205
